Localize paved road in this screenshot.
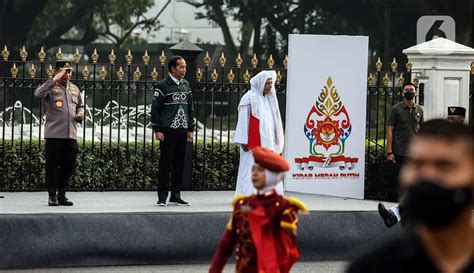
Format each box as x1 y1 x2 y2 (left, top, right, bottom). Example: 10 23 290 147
2 261 349 273
0 191 396 214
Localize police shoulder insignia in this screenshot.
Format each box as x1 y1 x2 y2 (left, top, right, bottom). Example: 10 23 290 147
68 83 79 96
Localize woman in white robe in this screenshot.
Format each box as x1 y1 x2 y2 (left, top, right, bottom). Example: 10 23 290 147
233 70 285 195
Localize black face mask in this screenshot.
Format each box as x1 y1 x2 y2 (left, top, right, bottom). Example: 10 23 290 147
404 91 415 100
399 180 472 229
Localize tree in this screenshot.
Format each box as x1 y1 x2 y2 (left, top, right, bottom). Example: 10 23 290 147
185 0 472 65
0 0 171 53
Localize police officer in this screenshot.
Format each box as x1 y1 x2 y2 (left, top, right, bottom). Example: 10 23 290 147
446 106 466 124
34 61 84 206
151 55 194 206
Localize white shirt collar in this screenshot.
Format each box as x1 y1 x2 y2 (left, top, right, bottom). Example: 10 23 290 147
170 74 181 85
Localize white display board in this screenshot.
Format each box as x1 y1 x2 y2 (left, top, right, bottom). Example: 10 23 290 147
284 34 368 199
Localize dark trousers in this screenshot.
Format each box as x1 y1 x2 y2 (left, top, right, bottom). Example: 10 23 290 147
45 138 78 197
158 128 187 200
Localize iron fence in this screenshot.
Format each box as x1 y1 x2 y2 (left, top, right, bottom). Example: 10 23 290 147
1 45 462 198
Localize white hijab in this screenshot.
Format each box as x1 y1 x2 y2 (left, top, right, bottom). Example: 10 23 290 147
238 70 285 153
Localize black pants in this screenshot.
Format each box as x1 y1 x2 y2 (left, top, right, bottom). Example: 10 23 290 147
45 138 78 197
158 128 187 200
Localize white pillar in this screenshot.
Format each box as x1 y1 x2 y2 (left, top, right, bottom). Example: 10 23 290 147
403 38 474 123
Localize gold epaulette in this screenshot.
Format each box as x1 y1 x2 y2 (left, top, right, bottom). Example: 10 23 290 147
225 216 233 231
232 194 246 205
280 220 298 236
285 197 309 214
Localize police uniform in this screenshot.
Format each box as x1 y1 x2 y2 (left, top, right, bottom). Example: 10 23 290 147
34 61 84 206
209 147 308 273
151 74 194 205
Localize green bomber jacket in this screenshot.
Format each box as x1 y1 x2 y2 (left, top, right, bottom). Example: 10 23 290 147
151 75 195 132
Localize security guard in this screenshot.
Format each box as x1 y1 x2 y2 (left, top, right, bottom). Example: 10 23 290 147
34 60 84 206
151 55 195 206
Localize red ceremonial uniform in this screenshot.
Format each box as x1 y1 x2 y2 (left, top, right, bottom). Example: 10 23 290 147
209 190 308 273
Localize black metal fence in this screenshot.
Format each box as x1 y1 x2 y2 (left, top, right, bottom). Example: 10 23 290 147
1 46 470 197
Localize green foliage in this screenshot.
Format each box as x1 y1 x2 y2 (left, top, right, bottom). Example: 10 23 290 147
25 0 159 50
364 139 392 200
0 139 239 191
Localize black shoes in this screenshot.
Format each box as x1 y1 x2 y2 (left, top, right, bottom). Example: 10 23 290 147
58 196 73 206
157 199 167 207
48 196 59 206
168 197 189 206
378 203 398 228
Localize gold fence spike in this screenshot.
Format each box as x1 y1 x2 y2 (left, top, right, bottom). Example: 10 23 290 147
159 51 166 65
196 68 202 82
133 67 141 81
56 47 63 60
28 63 36 78
91 49 99 64
143 50 150 65
235 53 243 68
251 54 258 69
375 57 382 72
47 64 54 78
74 48 81 63
243 69 250 83
367 73 374 87
20 46 28 62
267 54 274 69
38 47 46 63
204 51 210 67
126 50 133 65
211 68 218 82
283 55 288 70
99 66 107 80
406 59 412 72
116 66 124 80
276 70 282 84
391 57 398 72
398 73 404 87
471 62 474 75
151 67 158 81
382 73 390 87
109 49 116 65
2 45 10 61
413 74 420 86
82 65 89 80
11 63 18 78
227 69 235 83
219 52 226 67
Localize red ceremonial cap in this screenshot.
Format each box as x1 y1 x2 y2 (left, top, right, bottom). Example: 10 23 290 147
252 147 290 172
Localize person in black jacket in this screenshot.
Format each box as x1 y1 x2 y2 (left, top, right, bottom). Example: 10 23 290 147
348 119 473 273
151 55 194 206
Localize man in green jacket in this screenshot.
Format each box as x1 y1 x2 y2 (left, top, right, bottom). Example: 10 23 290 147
151 55 194 206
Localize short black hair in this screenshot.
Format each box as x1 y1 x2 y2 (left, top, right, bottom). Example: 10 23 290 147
417 119 473 156
168 55 184 73
402 82 417 90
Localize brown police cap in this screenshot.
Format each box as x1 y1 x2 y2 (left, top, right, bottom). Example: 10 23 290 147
55 60 73 70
